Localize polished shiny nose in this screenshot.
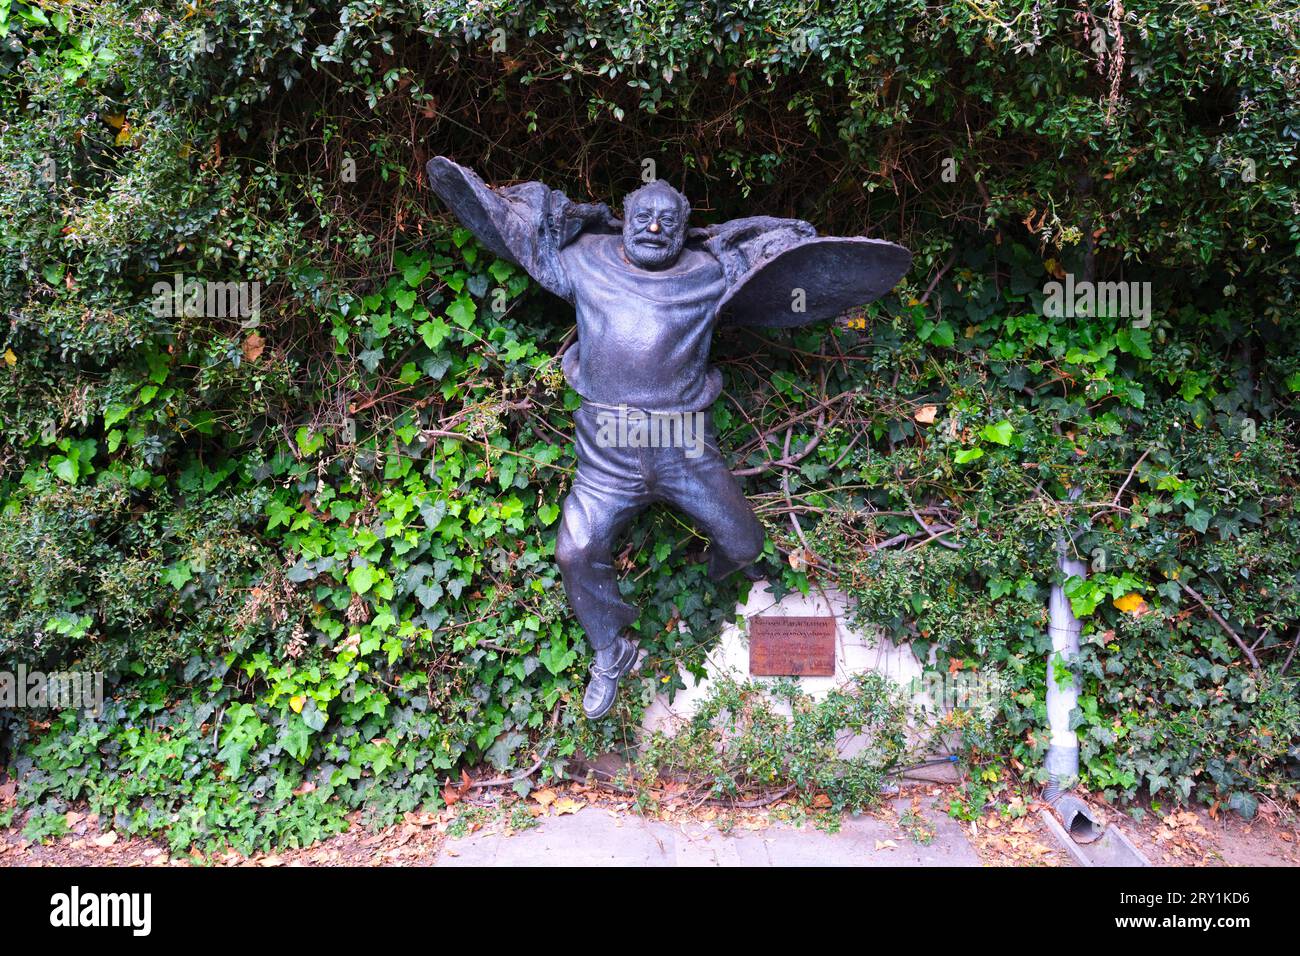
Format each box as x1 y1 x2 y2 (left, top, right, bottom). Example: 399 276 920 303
648 221 660 233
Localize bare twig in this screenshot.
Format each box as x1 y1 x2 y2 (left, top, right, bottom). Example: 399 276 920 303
902 525 963 552
731 400 845 477
705 784 798 808
1178 581 1260 671
920 252 958 305
1112 447 1152 506
1281 628 1300 676
781 427 814 559
554 326 577 357
907 505 962 551
867 532 914 552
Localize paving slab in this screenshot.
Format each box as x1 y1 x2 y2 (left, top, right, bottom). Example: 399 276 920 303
435 796 980 867
437 810 673 867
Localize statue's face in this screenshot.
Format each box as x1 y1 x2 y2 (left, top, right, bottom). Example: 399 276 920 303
622 186 687 270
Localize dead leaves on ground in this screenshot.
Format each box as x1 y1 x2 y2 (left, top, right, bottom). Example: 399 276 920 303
963 806 1067 867
1144 809 1218 864
441 769 474 806
527 787 585 817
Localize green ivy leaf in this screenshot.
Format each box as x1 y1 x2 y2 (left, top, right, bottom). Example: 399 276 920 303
296 426 326 457
981 420 1015 445
538 639 577 676
421 356 452 380
281 718 311 762
162 562 193 589
403 258 432 287
348 565 378 595
104 403 132 428
419 317 451 349
447 295 476 329
50 455 78 483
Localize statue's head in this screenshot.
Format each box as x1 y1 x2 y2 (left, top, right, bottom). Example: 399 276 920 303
621 180 689 270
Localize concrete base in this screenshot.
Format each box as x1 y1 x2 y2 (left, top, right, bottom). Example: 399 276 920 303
642 579 942 756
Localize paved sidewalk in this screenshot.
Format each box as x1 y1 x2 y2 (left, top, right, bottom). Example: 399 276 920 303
435 795 980 867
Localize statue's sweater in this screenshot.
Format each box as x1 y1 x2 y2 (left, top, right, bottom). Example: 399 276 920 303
557 233 725 413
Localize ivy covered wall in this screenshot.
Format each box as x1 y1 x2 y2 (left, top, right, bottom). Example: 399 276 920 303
1 1 1297 850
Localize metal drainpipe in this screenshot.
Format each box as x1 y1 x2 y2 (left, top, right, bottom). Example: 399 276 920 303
1043 532 1104 843
1042 206 1103 844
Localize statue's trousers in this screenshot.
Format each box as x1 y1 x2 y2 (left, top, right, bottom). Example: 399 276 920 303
555 401 765 651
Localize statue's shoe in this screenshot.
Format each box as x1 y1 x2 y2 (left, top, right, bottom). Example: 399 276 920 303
582 636 639 719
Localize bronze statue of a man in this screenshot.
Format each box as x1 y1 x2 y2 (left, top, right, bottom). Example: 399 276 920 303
426 157 909 717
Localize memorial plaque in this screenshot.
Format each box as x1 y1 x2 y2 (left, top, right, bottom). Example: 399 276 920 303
748 616 837 676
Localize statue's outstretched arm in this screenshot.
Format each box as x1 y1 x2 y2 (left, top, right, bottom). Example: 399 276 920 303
425 157 616 301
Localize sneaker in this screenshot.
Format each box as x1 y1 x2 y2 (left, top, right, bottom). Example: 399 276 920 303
582 635 639 719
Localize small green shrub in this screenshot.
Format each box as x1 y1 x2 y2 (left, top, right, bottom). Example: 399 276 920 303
631 673 916 815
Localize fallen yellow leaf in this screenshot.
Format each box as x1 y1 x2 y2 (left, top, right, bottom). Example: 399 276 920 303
289 694 306 713
3 349 15 366
914 404 938 424
1113 592 1146 614
552 797 584 815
